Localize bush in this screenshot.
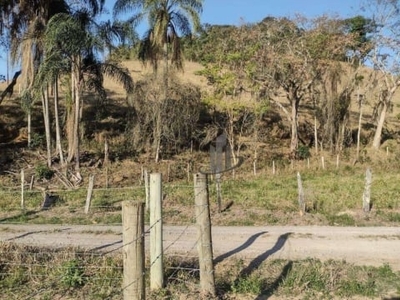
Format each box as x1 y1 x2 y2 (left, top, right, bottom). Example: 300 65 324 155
35 164 54 180
61 259 86 288
297 145 311 160
30 133 45 148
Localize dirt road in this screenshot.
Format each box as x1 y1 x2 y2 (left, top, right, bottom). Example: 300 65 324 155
1 224 399 270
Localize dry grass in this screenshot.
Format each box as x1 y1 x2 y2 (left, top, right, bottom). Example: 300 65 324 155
0 243 399 300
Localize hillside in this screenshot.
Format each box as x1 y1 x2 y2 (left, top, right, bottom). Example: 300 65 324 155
1 59 400 189
1 59 400 233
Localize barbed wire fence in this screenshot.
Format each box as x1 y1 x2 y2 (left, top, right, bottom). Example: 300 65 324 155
0 133 240 299
0 175 230 298
0 133 382 299
0 133 389 298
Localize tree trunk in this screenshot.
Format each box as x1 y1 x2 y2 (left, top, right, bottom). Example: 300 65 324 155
67 73 75 162
290 99 299 157
372 102 387 149
41 86 52 167
54 78 64 166
314 115 318 155
356 90 363 159
27 112 31 148
154 116 161 163
154 42 169 163
72 66 81 176
66 58 82 180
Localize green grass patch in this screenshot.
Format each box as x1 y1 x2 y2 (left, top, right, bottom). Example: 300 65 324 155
326 213 356 226
1 167 400 226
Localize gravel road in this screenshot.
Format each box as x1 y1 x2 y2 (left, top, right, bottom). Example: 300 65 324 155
1 224 399 270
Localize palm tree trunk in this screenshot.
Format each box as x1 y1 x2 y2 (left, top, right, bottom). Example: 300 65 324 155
67 74 75 162
72 66 81 176
54 78 64 165
154 108 162 163
41 86 52 167
154 41 169 163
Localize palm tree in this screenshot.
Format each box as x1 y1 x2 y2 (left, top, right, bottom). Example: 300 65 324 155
38 10 134 180
0 0 70 162
113 0 203 162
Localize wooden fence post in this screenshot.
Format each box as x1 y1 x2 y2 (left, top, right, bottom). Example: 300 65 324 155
216 173 222 213
194 173 216 297
297 172 306 216
363 168 372 213
150 173 164 290
29 175 34 190
85 175 95 214
122 201 145 300
104 138 109 189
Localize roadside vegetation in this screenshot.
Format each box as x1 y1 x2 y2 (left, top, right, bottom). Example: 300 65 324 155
1 243 399 300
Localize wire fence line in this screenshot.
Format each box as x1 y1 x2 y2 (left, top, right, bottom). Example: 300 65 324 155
0 173 218 298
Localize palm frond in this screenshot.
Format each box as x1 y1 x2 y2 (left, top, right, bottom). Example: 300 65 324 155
170 11 191 37
170 30 183 70
113 0 144 18
138 29 160 71
98 62 134 93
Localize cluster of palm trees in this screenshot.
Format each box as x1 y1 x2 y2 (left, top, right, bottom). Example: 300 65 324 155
0 0 203 181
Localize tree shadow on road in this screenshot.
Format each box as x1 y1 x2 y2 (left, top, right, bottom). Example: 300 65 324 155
214 231 268 265
4 227 71 241
239 232 292 277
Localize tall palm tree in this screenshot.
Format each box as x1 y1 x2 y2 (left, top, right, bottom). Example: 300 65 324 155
114 0 202 70
113 0 203 162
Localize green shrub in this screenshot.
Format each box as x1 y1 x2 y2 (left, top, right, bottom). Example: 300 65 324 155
35 164 54 180
30 133 45 148
297 145 311 160
61 259 86 288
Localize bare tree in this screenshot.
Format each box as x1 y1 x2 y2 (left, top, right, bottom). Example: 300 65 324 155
362 0 400 149
128 74 201 159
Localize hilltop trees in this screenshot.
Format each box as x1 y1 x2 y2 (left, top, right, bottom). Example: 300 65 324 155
196 22 268 169
1 0 399 176
197 16 365 159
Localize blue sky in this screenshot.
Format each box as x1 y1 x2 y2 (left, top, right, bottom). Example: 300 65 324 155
201 0 362 24
1 0 363 81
